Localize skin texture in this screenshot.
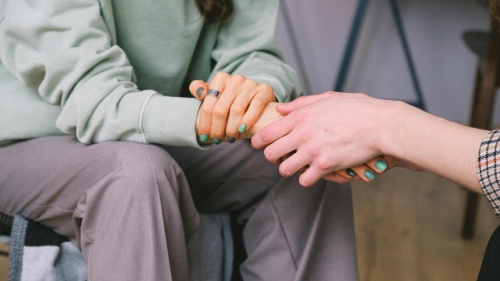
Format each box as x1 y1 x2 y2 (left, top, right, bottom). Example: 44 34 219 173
190 72 276 143
251 92 489 191
191 75 382 184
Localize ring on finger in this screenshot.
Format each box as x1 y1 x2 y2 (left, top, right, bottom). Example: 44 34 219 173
207 89 220 98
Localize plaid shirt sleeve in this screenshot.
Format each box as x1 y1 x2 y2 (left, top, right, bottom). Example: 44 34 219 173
478 129 500 217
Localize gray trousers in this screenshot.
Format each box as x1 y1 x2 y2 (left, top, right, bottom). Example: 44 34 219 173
0 136 358 281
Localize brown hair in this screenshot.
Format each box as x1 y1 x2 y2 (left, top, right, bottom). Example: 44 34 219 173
195 0 234 24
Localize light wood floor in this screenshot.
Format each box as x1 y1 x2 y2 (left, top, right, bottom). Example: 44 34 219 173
352 169 498 281
0 169 497 281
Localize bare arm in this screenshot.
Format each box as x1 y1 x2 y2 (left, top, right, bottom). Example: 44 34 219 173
380 100 488 192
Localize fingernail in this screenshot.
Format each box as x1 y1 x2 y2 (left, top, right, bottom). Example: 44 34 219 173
364 170 376 181
375 160 387 172
227 137 235 143
238 124 247 133
346 168 356 177
200 134 209 143
213 138 221 145
196 87 204 97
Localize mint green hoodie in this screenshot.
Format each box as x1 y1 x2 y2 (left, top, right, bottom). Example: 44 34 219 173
0 0 302 147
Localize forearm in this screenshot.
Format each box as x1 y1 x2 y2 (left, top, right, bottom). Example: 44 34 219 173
381 102 489 192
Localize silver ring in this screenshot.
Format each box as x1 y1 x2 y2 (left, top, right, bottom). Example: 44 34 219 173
207 89 220 98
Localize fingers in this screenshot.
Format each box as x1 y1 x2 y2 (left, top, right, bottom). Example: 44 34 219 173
210 74 243 142
275 92 335 115
237 84 275 134
277 146 312 176
298 166 329 187
298 164 371 187
338 157 389 183
197 73 228 143
224 79 259 140
349 165 377 182
194 72 282 145
251 114 296 150
322 172 356 185
189 80 209 99
366 157 389 174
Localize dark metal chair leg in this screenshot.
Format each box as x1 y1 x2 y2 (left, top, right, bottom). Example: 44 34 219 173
462 192 480 239
334 0 426 110
334 0 370 92
388 0 426 111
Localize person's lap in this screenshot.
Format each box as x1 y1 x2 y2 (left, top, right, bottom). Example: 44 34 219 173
0 135 358 280
1 135 195 232
168 141 358 280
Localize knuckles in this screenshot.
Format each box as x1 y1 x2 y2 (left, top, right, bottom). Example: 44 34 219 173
212 106 228 119
315 157 332 172
229 104 245 116
258 126 275 143
201 104 213 115
257 83 273 95
213 71 230 81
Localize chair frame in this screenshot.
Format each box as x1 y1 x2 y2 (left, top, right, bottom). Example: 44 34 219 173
462 20 500 239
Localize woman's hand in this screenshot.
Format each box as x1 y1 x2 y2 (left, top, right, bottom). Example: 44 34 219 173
331 157 389 183
250 91 446 187
251 92 398 186
189 72 276 144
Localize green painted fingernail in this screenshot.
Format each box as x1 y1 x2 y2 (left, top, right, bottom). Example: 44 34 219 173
200 134 209 143
346 168 356 177
375 160 387 172
196 87 204 97
364 170 376 181
213 138 221 145
238 124 247 133
227 137 235 143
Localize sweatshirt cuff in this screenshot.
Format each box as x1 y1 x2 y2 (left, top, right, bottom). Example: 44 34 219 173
478 129 500 217
141 93 207 149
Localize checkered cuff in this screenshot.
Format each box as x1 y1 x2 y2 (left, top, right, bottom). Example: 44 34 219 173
478 129 500 217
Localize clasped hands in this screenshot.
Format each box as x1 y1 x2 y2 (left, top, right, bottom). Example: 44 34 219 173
190 73 389 186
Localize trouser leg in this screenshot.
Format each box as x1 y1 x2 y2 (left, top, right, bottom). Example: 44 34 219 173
167 140 359 281
0 136 198 281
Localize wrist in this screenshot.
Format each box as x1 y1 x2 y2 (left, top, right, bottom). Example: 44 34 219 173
379 101 416 158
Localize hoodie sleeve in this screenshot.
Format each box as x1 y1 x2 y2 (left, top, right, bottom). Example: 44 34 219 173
209 0 303 102
0 0 204 148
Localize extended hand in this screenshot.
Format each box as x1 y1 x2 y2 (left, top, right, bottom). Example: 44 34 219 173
252 92 392 186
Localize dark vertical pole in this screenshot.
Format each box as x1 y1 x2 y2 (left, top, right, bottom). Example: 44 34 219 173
388 0 427 111
334 0 370 92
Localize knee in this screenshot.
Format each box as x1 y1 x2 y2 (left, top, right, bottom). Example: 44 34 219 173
89 142 186 200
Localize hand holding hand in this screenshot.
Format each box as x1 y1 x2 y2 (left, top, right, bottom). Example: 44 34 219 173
189 72 276 144
252 91 397 186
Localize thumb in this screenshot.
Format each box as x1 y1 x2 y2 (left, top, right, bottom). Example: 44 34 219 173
189 80 209 100
276 92 335 114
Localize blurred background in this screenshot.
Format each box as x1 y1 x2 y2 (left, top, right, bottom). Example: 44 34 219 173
276 0 490 122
